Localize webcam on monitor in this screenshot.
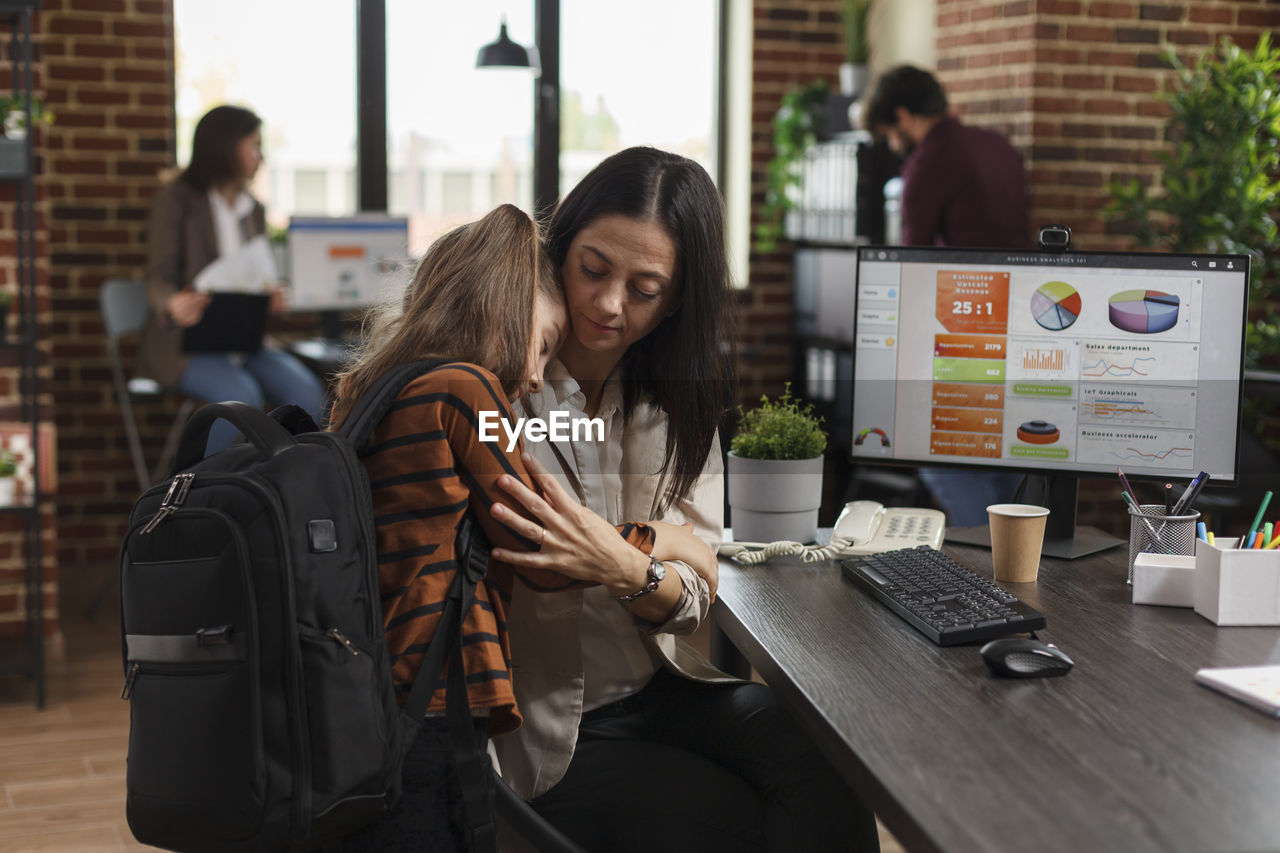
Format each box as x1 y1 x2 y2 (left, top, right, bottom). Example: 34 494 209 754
1036 224 1073 252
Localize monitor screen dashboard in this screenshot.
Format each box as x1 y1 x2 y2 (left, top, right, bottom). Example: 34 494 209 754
286 215 412 312
850 246 1249 485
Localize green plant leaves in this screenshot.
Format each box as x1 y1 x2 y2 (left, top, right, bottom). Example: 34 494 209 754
754 79 831 254
1105 34 1280 369
730 383 827 460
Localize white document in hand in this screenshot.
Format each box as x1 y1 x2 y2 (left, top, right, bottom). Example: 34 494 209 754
192 235 278 294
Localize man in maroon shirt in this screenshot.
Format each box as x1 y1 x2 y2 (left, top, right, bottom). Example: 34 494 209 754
864 65 1031 250
863 65 1029 525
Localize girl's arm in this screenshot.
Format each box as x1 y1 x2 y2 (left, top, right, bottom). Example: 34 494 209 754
428 365 654 592
490 453 707 623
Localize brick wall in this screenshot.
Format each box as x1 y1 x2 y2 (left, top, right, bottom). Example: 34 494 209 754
41 0 175 616
743 0 844 405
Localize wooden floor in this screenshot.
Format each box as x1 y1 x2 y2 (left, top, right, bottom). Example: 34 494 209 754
0 614 144 852
0 602 902 853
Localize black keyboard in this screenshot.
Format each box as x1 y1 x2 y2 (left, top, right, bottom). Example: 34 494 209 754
841 546 1046 646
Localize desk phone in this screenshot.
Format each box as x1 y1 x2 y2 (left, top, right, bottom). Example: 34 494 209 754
833 501 946 556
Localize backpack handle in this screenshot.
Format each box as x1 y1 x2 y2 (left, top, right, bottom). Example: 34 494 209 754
173 401 298 473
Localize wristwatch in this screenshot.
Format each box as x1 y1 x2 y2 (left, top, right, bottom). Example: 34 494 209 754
615 556 666 603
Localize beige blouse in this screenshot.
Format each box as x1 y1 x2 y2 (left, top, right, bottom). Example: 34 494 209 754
493 360 739 799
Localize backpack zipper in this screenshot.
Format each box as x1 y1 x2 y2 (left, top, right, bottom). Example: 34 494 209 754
140 473 195 534
326 628 360 656
121 662 139 699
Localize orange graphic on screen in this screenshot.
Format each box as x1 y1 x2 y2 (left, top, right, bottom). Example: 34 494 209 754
935 271 1011 334
930 432 1002 458
931 407 1004 434
933 334 1007 360
931 382 1005 409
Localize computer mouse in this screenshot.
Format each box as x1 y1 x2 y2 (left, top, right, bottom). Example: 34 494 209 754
979 638 1074 678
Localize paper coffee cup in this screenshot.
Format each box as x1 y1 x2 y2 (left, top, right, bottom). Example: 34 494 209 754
987 503 1050 583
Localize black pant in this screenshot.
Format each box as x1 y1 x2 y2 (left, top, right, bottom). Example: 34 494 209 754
529 669 880 853
340 718 494 853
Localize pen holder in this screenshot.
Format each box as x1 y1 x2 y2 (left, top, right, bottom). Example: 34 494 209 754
1194 538 1280 626
1126 504 1201 585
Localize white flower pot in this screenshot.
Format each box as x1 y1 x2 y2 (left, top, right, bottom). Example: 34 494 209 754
726 452 823 544
0 477 14 505
840 62 870 99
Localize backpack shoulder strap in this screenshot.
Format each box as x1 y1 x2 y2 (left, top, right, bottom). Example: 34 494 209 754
338 358 450 452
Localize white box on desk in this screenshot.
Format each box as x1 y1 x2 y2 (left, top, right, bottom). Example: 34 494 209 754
1132 552 1196 607
1194 538 1280 626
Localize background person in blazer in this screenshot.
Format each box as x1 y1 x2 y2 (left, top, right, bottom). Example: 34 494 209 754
141 104 326 453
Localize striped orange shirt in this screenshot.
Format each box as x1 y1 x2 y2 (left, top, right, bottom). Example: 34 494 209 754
362 363 654 734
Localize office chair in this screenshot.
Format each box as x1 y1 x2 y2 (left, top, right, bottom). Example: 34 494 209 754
100 278 197 494
493 772 586 853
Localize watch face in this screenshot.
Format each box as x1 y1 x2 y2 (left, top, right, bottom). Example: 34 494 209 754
651 558 666 583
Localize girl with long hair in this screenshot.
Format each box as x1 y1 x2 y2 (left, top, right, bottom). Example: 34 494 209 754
329 203 715 851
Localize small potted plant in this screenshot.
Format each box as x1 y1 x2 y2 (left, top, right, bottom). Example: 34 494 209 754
727 384 827 544
839 0 874 98
755 79 830 253
0 94 52 178
0 449 16 505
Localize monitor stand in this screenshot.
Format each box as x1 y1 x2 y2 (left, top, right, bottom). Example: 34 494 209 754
943 474 1124 560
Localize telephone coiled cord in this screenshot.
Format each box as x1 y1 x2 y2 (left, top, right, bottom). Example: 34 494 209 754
717 537 854 565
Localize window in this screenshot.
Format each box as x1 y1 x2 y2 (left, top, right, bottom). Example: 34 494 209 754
174 0 358 230
560 1 720 193
386 1 536 252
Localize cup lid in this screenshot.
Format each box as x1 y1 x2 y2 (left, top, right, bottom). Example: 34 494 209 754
986 503 1050 517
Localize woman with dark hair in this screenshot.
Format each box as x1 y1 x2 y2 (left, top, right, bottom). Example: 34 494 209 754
326 203 716 851
141 104 325 453
489 147 880 852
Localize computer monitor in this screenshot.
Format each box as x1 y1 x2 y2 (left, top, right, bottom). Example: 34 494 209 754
287 214 412 313
850 245 1250 558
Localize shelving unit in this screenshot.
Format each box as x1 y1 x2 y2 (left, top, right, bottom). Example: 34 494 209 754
0 0 45 709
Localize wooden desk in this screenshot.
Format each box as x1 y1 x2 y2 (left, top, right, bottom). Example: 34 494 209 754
712 542 1280 853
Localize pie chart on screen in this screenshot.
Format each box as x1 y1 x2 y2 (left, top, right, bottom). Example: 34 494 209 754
1031 281 1081 331
1108 289 1180 334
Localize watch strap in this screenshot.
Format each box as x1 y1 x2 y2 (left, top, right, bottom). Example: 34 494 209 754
616 556 665 603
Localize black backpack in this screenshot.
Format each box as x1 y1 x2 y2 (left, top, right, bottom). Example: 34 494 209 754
119 360 497 852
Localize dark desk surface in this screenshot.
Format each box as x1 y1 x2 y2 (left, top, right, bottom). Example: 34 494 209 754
712 541 1280 853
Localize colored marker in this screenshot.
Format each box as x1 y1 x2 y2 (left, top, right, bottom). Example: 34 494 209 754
1208 531 1216 546
1117 467 1139 504
1266 523 1274 548
1197 521 1209 542
1253 533 1264 549
1243 490 1274 550
1265 534 1280 550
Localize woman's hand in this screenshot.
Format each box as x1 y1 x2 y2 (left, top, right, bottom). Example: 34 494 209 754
647 520 718 601
166 289 210 327
267 284 290 314
490 453 650 595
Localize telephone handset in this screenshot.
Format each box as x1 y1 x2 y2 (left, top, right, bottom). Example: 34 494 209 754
832 500 945 556
719 501 945 564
